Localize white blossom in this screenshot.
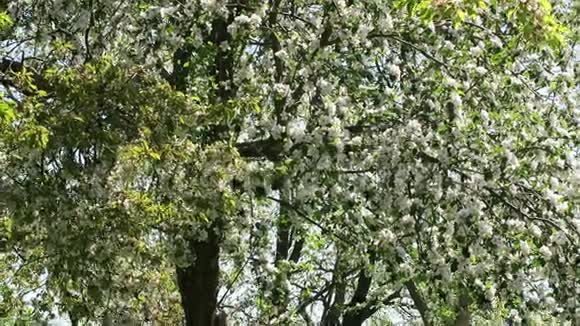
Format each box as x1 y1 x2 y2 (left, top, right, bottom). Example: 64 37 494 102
450 92 463 107
273 83 290 96
387 64 401 80
539 246 553 260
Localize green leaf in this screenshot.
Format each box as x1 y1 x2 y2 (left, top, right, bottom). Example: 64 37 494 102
0 11 13 30
72 114 85 123
149 151 161 160
0 101 16 123
455 9 466 26
30 126 50 148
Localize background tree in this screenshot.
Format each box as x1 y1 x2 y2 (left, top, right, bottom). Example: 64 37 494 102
0 0 578 325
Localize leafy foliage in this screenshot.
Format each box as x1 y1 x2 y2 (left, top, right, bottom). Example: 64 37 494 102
0 0 578 325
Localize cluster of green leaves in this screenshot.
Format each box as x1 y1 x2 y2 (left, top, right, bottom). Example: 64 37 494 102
398 0 568 47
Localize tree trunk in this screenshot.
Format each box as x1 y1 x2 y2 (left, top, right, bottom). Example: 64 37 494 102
176 227 220 326
171 9 233 325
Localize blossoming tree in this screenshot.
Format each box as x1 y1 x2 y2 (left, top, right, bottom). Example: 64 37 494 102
0 0 578 325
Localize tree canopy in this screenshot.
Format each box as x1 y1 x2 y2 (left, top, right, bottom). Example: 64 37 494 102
0 0 578 325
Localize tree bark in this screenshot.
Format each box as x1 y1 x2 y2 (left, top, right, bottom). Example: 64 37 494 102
170 5 234 324
341 251 382 326
405 281 431 326
342 269 373 326
176 228 220 326
453 291 471 326
272 188 291 313
102 313 113 326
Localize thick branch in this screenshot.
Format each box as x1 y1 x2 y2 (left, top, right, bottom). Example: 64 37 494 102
289 238 304 263
453 291 471 326
405 281 431 326
342 251 380 326
342 268 373 326
352 289 401 325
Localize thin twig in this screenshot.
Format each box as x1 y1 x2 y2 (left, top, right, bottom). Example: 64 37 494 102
369 33 449 69
217 256 251 307
266 196 358 246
